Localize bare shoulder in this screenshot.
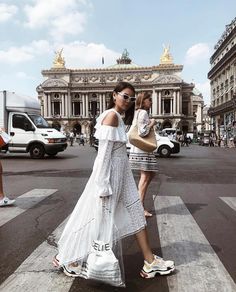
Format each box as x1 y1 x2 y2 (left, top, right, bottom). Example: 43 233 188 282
102 111 118 127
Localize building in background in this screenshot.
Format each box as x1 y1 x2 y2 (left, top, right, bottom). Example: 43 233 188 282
208 17 236 141
37 47 204 138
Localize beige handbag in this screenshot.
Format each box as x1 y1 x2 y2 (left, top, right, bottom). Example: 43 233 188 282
128 113 157 152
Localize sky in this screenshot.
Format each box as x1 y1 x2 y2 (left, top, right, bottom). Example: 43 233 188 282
0 0 236 106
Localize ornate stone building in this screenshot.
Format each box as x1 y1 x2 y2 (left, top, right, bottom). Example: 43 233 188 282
208 17 236 138
37 47 203 138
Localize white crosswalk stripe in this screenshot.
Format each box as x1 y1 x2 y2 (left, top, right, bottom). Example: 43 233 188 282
154 196 236 292
220 197 236 212
0 217 72 292
0 189 57 227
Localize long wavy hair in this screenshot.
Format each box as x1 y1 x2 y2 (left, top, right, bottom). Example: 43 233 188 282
135 91 152 110
107 81 136 125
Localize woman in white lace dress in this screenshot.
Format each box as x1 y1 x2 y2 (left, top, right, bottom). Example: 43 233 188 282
129 92 158 217
53 82 174 286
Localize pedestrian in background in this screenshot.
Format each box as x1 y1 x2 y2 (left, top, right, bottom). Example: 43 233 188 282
69 131 74 146
129 92 158 217
53 82 174 285
0 160 15 207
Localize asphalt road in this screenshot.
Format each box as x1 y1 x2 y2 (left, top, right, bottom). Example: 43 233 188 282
0 143 236 292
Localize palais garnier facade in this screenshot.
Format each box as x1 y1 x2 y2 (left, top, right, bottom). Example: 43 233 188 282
37 47 203 137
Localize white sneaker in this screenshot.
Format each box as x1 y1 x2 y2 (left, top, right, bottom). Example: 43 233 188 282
0 197 15 207
140 254 175 278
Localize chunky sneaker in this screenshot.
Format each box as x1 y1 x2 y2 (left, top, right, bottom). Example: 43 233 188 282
0 197 15 207
61 265 81 278
140 254 175 278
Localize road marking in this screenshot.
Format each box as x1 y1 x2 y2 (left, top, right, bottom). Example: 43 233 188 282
154 196 236 292
0 189 57 227
0 217 73 292
220 197 236 212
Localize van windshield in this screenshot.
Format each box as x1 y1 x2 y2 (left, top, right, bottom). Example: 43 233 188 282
28 114 49 128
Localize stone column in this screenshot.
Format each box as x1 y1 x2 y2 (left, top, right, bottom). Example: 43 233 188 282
173 91 176 115
170 98 173 114
99 93 103 114
47 94 51 117
103 93 106 112
177 91 180 114
162 98 165 114
158 91 161 115
64 94 68 116
67 91 71 117
85 93 89 117
82 94 86 117
43 94 47 117
152 89 157 115
61 93 64 117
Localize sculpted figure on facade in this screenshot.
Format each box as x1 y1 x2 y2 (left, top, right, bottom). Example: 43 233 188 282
53 49 65 68
160 44 173 64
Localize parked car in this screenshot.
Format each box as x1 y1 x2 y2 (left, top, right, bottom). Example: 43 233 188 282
93 132 180 158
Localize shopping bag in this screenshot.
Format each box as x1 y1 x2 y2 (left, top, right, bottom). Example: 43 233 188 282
84 240 124 287
0 131 11 147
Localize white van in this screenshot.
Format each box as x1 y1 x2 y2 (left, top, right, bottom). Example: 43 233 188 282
0 90 67 158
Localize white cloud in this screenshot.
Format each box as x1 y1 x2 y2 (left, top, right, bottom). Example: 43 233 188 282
16 72 35 80
0 3 18 22
185 43 210 65
57 41 120 68
24 0 90 40
0 40 51 64
195 80 211 105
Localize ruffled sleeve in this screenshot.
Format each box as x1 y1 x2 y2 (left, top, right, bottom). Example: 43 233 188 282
94 110 127 142
137 110 151 137
93 139 113 197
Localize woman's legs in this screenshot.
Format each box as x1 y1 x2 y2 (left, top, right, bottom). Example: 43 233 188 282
135 228 154 263
138 170 155 216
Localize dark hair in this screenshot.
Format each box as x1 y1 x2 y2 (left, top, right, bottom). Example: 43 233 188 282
135 91 152 110
107 81 135 125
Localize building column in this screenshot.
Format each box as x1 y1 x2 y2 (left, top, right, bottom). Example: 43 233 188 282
158 91 161 115
177 91 180 114
103 93 106 112
85 93 89 117
48 94 52 117
82 94 86 117
173 91 176 115
152 89 157 115
162 98 165 114
43 94 47 117
99 93 103 114
170 98 173 114
67 91 71 117
61 93 65 117
64 94 68 116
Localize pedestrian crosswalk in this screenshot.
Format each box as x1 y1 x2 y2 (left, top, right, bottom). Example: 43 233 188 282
0 189 58 227
0 190 236 291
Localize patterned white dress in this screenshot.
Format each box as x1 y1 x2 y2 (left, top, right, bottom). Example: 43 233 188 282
129 109 158 172
57 108 146 278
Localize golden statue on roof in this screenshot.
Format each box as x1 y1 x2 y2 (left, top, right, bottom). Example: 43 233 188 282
52 48 65 68
160 44 173 65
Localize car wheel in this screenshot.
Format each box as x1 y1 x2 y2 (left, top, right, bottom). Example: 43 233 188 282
158 146 171 158
30 144 45 159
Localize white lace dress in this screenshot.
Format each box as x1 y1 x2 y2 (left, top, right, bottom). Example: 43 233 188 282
57 109 146 277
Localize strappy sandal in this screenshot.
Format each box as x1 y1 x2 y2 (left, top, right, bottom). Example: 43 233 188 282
52 255 60 268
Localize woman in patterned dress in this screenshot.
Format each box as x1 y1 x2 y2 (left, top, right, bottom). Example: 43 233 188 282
129 92 158 217
53 82 174 285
